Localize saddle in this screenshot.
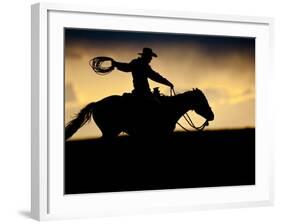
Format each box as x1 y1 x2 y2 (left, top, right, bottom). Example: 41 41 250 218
122 87 161 98
122 87 162 106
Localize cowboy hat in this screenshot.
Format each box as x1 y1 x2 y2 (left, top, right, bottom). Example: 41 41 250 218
138 47 157 57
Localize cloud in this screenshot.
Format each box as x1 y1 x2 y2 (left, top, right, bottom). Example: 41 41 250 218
204 88 228 102
241 88 254 96
65 83 77 103
65 47 83 59
203 87 255 106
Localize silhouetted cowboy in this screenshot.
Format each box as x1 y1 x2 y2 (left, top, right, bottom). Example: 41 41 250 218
112 48 174 96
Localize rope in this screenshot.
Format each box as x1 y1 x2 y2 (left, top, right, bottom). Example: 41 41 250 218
170 88 208 132
89 56 114 75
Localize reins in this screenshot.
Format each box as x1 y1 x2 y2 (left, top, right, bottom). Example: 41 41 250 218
170 88 209 132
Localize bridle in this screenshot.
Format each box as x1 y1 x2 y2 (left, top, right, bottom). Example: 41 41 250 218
170 88 209 132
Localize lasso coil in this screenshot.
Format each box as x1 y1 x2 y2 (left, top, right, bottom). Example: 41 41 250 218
89 56 114 75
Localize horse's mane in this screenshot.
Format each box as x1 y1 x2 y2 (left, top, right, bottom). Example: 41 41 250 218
158 90 194 101
157 89 209 108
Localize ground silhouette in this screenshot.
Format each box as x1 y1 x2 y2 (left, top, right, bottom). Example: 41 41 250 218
65 128 255 194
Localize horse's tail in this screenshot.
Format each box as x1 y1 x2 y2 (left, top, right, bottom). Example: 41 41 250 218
65 102 96 140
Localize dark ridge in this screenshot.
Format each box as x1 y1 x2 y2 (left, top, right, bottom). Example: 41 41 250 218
65 128 255 194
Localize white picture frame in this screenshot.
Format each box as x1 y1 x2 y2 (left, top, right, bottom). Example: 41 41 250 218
31 2 274 221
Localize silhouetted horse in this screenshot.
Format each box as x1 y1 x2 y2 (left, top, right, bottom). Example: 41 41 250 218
65 88 214 140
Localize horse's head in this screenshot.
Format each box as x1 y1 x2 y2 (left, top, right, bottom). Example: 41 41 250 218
189 88 214 122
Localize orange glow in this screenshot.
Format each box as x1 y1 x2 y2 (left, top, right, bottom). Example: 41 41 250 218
65 30 255 139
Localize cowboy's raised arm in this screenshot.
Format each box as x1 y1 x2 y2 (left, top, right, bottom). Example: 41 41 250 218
112 59 132 72
148 67 174 88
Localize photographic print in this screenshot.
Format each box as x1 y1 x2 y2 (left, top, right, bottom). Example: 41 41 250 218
64 28 255 194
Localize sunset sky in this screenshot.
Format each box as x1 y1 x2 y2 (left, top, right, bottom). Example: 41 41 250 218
64 28 255 140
